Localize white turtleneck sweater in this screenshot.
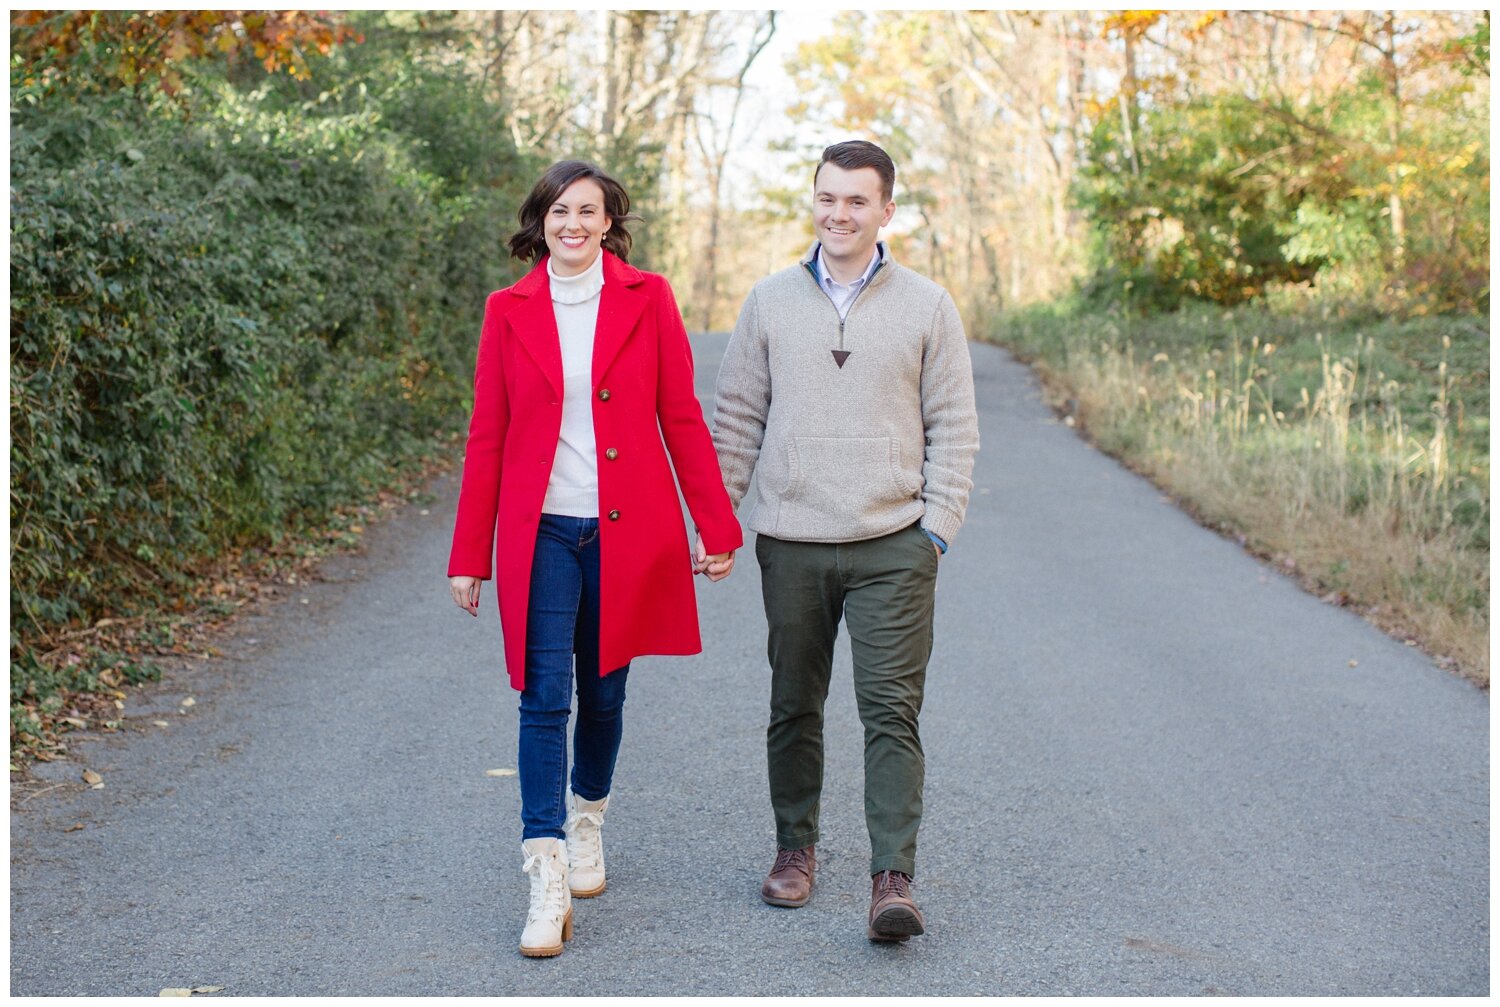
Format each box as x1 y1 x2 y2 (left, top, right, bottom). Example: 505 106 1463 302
543 251 604 517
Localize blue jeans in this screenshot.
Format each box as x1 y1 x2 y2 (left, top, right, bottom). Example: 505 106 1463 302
518 514 630 841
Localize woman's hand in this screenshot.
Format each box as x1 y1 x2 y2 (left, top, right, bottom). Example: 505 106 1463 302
693 535 736 582
450 576 482 616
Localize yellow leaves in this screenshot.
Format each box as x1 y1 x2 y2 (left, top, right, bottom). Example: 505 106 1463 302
1442 152 1476 174
1083 96 1116 122
485 768 518 777
160 987 223 997
1187 11 1227 38
81 769 103 789
1102 10 1166 40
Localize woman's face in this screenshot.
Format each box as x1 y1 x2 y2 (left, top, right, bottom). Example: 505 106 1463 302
544 178 611 276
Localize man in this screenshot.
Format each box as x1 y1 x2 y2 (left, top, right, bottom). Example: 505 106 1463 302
709 140 979 942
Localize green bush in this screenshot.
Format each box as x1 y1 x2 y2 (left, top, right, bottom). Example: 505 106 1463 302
1076 76 1489 315
10 52 535 686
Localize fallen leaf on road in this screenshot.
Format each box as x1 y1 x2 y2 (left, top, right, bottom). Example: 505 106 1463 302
485 768 518 777
62 717 88 729
192 986 226 994
180 697 196 708
114 700 125 710
152 720 170 728
1348 659 1359 668
81 770 102 785
64 822 84 832
160 989 191 997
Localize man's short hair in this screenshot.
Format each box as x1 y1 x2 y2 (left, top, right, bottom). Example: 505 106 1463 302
815 140 896 204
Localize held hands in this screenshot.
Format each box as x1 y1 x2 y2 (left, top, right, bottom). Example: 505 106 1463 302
449 576 481 616
692 534 736 582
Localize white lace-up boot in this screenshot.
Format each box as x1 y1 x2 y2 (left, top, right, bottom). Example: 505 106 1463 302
564 792 609 898
519 837 573 957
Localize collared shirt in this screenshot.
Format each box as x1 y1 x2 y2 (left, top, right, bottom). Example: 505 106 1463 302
814 243 882 320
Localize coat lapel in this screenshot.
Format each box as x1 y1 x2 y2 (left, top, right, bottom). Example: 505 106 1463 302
593 252 648 386
503 260 563 398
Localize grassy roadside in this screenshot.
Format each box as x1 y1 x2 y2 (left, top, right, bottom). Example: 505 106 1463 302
10 441 462 771
987 296 1489 687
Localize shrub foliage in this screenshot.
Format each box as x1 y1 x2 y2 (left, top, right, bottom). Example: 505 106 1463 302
10 17 536 699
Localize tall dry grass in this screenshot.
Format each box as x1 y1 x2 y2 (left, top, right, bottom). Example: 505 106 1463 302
1001 305 1489 686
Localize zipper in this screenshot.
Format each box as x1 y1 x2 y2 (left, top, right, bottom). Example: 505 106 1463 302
804 254 887 350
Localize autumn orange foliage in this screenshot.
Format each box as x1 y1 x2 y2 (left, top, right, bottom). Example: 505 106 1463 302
10 10 358 94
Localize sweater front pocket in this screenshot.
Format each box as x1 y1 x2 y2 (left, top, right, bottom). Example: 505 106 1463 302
778 436 922 540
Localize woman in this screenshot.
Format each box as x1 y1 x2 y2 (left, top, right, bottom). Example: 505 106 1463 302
447 160 740 958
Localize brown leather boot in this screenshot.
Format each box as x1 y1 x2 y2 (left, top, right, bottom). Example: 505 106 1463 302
760 846 816 907
868 870 925 942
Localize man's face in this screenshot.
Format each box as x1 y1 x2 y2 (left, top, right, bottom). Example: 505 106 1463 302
813 162 895 269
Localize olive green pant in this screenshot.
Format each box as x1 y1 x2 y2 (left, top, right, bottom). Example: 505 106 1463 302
755 521 938 877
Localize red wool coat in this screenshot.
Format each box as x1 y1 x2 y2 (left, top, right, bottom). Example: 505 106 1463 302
447 251 742 691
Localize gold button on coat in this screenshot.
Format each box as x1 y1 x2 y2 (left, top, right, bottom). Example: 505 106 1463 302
605 448 618 461
608 509 620 521
598 389 611 401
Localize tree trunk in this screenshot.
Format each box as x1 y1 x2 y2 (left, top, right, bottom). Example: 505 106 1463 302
595 11 617 147
1382 10 1407 274
699 13 777 330
1121 28 1142 176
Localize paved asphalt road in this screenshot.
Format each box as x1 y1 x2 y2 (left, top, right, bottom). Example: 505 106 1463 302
10 334 1488 996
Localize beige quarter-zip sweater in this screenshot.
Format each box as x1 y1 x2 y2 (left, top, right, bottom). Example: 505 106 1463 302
712 242 979 546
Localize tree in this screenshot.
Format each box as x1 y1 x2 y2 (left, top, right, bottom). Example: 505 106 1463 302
10 10 357 96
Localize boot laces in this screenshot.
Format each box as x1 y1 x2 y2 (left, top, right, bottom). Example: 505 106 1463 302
773 847 809 873
876 870 911 898
523 848 568 919
566 808 605 871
